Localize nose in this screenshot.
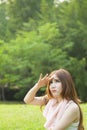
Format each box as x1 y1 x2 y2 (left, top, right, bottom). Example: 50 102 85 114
50 83 56 89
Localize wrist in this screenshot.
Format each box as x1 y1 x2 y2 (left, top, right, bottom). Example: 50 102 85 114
35 83 41 89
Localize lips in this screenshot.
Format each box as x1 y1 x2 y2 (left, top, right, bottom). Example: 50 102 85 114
51 90 56 93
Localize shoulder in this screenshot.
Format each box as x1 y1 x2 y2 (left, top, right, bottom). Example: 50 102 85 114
67 101 79 112
65 101 80 121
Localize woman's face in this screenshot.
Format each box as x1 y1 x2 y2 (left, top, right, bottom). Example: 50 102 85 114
49 74 63 98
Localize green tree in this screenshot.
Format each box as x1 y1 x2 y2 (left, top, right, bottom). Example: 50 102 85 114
7 0 41 35
0 3 8 41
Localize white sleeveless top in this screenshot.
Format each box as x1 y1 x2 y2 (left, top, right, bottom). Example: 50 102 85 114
65 122 79 130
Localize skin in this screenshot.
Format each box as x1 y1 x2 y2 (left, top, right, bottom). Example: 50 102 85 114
49 74 63 101
24 73 80 130
24 74 49 105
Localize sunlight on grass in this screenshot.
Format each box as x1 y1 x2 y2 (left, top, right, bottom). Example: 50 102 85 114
80 103 87 130
0 102 87 130
0 102 45 130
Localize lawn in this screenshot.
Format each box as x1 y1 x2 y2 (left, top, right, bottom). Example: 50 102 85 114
0 102 87 130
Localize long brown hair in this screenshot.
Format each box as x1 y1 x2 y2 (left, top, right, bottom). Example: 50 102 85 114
46 69 84 130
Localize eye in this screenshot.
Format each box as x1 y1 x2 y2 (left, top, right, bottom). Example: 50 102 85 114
55 79 60 82
49 80 53 84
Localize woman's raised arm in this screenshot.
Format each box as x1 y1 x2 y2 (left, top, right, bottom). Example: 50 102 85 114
23 74 49 105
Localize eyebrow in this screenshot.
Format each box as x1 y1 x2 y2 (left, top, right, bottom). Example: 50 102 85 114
51 78 60 82
53 77 60 80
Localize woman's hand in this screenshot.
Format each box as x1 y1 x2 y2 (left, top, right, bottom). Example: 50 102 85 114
37 73 49 88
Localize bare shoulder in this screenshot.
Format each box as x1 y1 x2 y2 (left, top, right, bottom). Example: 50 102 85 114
67 101 79 113
65 101 80 121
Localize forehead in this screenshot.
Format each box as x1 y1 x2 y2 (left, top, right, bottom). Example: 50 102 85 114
51 74 59 80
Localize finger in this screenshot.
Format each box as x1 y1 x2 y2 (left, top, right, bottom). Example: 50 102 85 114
48 76 53 81
43 73 48 79
39 73 43 80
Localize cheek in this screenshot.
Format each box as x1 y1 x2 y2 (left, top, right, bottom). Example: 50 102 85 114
57 84 62 92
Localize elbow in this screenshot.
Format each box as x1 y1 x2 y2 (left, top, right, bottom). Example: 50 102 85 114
23 97 28 104
23 96 32 104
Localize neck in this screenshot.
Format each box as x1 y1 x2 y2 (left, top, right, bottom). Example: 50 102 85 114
55 96 63 103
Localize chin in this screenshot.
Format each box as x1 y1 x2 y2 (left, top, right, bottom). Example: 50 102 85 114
53 94 58 98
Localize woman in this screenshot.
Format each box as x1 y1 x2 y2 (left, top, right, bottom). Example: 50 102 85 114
24 69 84 130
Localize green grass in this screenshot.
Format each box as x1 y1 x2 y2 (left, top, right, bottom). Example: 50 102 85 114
80 103 87 130
0 102 87 130
0 102 45 130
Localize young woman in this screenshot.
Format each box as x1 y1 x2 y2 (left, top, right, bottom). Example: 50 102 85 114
24 69 84 130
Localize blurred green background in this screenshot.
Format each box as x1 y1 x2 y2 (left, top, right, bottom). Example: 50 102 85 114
0 0 87 102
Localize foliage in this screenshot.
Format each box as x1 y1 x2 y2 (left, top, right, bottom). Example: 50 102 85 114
0 3 8 41
0 0 87 101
